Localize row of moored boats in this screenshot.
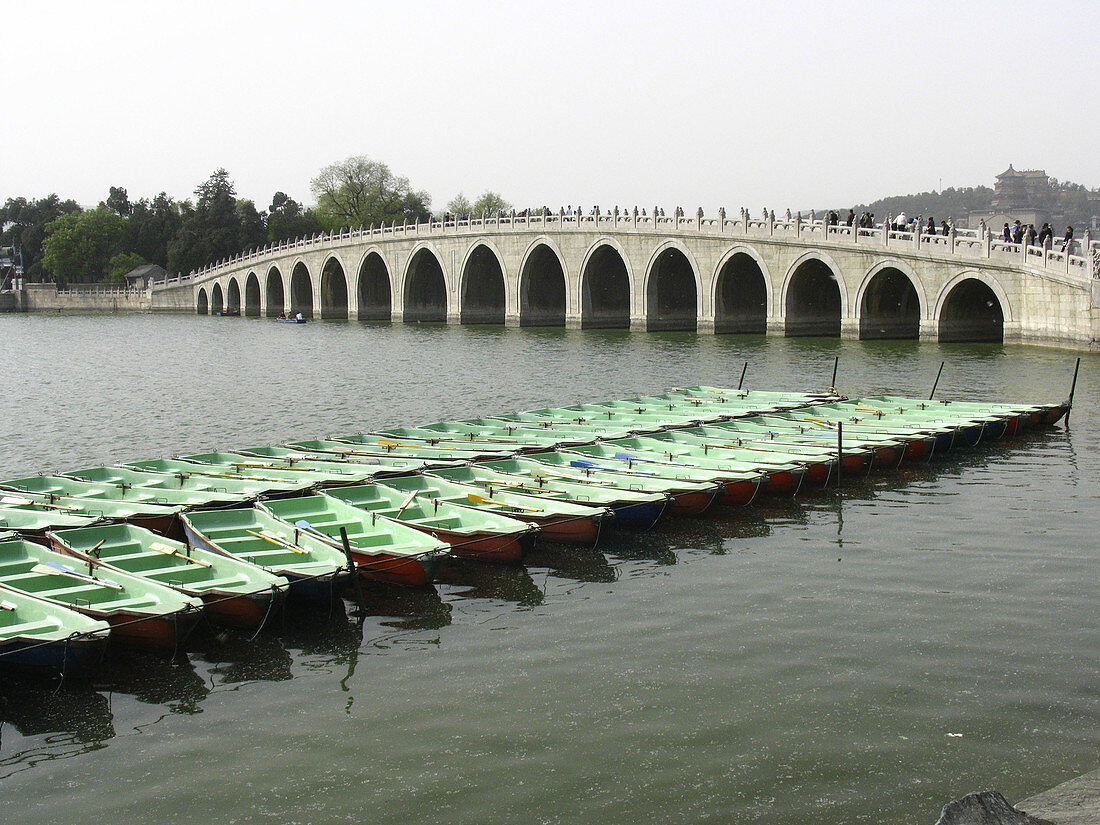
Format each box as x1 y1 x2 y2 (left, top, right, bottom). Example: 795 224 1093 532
0 386 1069 677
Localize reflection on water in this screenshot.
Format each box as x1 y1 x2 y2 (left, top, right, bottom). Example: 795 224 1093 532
0 315 1096 825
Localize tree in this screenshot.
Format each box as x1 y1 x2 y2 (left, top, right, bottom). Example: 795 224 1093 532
472 190 512 218
107 251 147 283
446 193 472 219
310 155 431 230
167 169 261 274
125 193 182 268
0 195 82 279
105 186 131 217
41 207 125 284
265 192 322 244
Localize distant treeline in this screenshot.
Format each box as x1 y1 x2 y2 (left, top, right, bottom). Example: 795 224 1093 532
0 156 513 285
832 178 1097 229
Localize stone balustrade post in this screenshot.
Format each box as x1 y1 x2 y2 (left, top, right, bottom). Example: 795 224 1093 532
767 210 774 236
794 213 801 238
696 207 702 230
633 206 638 229
884 217 891 247
983 231 991 258
914 226 921 250
949 227 957 255
718 207 726 233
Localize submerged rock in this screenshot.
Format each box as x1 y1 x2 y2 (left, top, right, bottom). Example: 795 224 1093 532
935 791 1054 825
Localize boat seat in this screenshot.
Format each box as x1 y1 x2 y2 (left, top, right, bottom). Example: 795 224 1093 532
1 619 61 637
101 596 158 611
191 575 249 590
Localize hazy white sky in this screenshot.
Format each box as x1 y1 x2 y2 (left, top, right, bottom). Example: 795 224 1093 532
4 0 1096 214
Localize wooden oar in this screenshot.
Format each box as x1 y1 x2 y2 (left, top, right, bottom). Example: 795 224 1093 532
1 495 78 511
394 490 419 517
378 438 446 451
0 600 17 611
31 562 124 590
244 529 308 554
469 478 556 496
466 492 541 512
148 541 212 567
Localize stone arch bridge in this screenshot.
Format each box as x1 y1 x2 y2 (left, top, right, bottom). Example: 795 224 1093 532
161 211 1100 346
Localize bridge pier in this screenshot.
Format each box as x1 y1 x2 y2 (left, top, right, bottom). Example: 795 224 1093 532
505 313 521 328
629 315 648 332
565 314 583 330
697 318 715 334
766 317 785 336
919 319 938 341
840 318 860 339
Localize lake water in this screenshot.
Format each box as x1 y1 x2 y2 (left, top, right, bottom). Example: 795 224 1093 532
0 314 1096 824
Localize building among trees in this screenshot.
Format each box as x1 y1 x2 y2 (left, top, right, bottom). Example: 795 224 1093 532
968 165 1051 229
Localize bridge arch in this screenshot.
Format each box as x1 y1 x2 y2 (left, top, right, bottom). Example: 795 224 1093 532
226 277 241 314
856 260 925 340
936 270 1010 343
712 245 770 335
579 238 633 329
355 248 391 321
290 261 313 318
211 282 224 315
518 237 568 326
244 272 261 316
265 266 285 317
320 254 349 319
403 243 448 322
196 286 209 315
459 240 507 325
782 251 847 337
643 240 700 331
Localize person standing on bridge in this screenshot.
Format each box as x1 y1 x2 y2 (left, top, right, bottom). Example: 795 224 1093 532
846 210 855 226
927 217 936 235
1062 225 1074 253
1003 223 1012 242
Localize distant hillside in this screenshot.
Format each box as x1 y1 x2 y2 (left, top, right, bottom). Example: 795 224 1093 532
826 177 1098 231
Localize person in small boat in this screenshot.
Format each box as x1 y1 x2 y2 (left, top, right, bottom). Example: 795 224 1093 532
295 312 303 322
277 311 286 320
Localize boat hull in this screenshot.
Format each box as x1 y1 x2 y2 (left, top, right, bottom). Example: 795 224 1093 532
0 634 108 678
413 525 535 564
201 588 284 631
103 606 202 653
350 549 444 588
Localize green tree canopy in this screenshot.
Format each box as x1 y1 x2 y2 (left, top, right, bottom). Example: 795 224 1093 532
167 169 267 274
266 192 322 244
446 193 472 218
105 186 131 216
472 190 512 218
125 193 182 268
41 207 126 284
0 195 82 279
107 251 147 283
310 155 431 230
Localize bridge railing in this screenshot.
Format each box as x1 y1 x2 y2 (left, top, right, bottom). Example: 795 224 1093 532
174 208 1095 286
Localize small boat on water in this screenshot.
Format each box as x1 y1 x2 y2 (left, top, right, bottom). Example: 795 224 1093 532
323 482 538 564
0 584 111 677
2 474 236 510
609 433 839 487
256 495 450 588
179 508 350 603
285 439 463 471
0 500 101 536
527 453 726 515
124 458 317 497
64 465 263 505
0 537 202 653
180 452 374 488
236 446 429 477
404 473 611 546
1 484 181 536
467 460 670 530
557 445 771 504
49 524 288 631
331 434 517 463
276 314 307 324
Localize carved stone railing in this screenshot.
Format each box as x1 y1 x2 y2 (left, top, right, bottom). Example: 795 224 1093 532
172 209 1096 286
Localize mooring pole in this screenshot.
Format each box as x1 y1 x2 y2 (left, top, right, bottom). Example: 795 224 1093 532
1065 357 1081 425
929 361 945 401
837 422 843 492
339 526 367 616
737 361 748 390
830 356 839 392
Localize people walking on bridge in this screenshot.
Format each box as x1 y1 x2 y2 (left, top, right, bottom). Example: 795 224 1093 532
1039 223 1053 248
1026 225 1037 246
1012 221 1024 245
846 210 855 226
941 220 949 237
1003 223 1012 242
927 217 936 235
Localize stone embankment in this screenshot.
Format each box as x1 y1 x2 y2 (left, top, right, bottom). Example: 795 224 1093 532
937 770 1100 824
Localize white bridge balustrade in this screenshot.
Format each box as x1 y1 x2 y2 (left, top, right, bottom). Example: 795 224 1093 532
154 209 1100 348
